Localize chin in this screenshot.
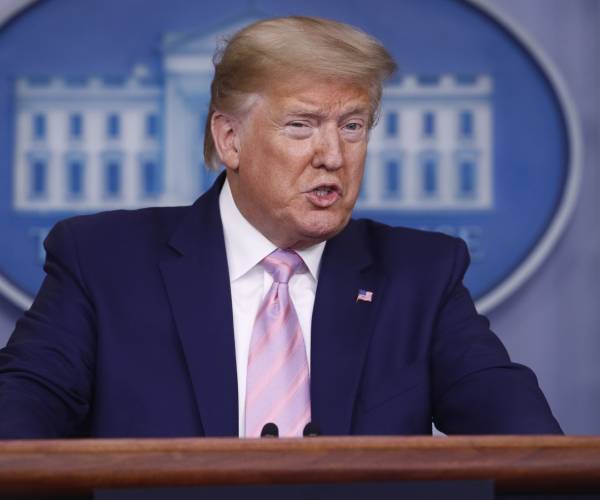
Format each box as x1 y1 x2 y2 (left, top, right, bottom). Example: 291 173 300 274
297 213 349 244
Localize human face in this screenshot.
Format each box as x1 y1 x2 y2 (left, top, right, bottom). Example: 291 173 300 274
227 78 370 250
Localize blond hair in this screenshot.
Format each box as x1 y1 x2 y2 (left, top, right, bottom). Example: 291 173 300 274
203 16 397 169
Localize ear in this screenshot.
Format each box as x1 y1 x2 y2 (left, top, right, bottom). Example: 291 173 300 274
211 112 241 171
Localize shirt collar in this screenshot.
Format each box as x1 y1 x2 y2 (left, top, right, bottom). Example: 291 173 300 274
219 178 325 282
296 240 326 282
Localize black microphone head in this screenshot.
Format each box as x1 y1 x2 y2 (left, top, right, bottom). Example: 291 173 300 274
303 422 321 437
260 422 279 438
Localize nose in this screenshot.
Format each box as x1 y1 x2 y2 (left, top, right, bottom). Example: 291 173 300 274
312 123 343 170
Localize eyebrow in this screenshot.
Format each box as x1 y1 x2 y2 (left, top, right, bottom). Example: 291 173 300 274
284 109 323 119
284 105 370 121
339 106 370 121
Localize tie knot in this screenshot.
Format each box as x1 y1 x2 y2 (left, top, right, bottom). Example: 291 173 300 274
262 249 304 284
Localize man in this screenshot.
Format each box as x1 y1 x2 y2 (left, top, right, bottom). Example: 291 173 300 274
0 16 561 438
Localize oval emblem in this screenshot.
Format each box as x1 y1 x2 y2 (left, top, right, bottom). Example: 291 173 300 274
0 0 581 313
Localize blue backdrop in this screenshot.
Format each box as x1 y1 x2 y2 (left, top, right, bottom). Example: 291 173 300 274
0 0 598 435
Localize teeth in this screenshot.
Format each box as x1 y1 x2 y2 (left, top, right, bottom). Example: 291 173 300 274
314 187 332 196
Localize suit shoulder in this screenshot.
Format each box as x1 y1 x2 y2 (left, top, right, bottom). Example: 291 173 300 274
350 218 468 271
354 218 461 251
348 219 472 292
56 206 187 240
47 206 190 260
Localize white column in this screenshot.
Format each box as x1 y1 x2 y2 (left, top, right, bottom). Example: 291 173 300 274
437 107 454 205
163 78 188 204
403 149 419 205
122 110 138 206
478 105 493 208
86 109 103 207
47 109 64 208
13 111 28 210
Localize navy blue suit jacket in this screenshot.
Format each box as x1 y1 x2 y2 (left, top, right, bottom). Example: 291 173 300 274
0 176 561 438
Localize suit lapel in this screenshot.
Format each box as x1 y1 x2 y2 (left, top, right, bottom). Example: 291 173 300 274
311 221 383 435
158 175 381 437
159 175 238 437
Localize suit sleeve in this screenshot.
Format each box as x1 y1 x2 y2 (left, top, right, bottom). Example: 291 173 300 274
0 220 95 438
431 238 562 434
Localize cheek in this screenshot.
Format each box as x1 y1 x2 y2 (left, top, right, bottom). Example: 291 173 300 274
268 144 313 185
345 149 367 184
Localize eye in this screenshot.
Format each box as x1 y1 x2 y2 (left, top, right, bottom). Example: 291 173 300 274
340 119 367 143
344 121 363 132
284 120 313 139
342 121 366 142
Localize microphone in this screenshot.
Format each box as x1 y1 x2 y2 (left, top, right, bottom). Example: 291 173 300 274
260 422 279 438
302 422 321 437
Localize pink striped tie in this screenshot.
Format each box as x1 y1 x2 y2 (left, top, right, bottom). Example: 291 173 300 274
245 249 311 437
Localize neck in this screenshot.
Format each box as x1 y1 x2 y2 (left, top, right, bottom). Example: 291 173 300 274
226 172 324 251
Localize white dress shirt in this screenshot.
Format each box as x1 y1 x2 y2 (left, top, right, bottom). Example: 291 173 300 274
219 179 325 437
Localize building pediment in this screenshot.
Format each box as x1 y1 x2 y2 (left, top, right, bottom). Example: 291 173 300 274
162 13 263 56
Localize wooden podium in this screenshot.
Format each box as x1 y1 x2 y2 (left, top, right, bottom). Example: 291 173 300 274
1 436 600 497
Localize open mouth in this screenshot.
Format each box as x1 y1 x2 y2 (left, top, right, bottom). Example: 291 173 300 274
305 184 342 207
312 185 339 197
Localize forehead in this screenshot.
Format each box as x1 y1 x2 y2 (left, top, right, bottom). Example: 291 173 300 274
259 77 372 116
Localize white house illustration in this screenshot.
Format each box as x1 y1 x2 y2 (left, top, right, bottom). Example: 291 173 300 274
12 18 493 213
364 74 493 210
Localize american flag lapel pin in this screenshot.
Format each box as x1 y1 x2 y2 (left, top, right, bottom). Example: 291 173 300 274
356 289 373 303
